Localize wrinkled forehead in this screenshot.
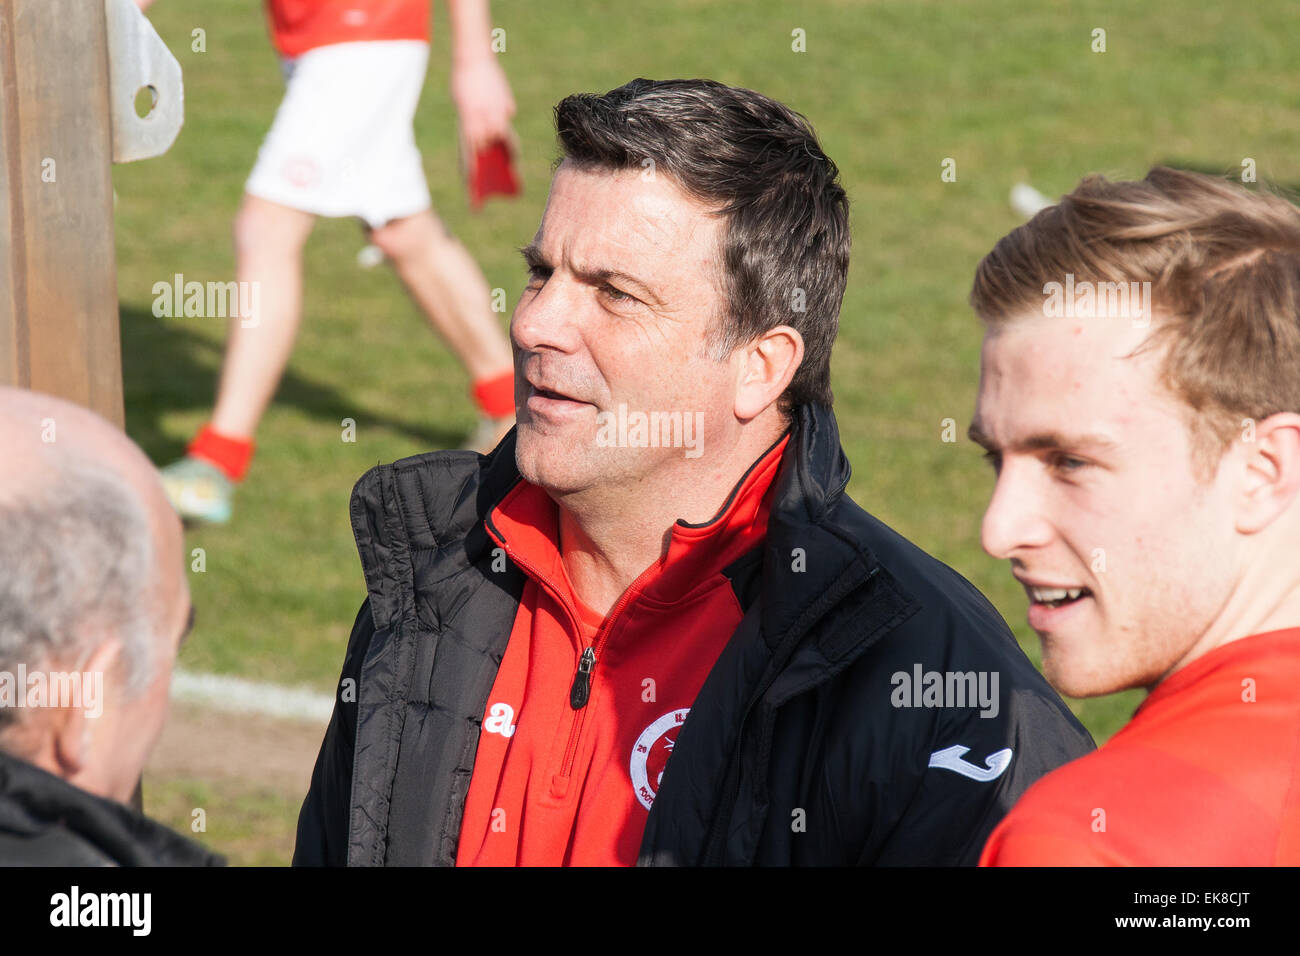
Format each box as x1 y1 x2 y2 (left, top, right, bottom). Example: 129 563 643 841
539 163 725 275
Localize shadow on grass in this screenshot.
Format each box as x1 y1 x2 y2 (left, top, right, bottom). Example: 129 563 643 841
118 303 465 462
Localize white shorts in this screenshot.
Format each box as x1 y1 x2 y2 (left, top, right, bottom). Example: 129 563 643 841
245 40 433 228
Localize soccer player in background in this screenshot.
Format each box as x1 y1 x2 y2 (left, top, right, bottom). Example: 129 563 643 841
968 167 1300 865
149 0 518 524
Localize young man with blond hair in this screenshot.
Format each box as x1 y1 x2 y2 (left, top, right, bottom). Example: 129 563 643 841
969 167 1300 865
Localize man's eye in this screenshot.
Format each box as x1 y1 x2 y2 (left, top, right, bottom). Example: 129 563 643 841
1050 453 1088 472
526 266 550 286
600 283 633 303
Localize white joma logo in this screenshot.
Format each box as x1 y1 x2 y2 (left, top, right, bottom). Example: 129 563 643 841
928 745 1013 782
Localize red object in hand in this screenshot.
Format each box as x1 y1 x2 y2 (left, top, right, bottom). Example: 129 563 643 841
468 139 520 210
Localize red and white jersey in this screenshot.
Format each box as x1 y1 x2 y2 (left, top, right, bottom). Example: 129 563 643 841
264 0 430 58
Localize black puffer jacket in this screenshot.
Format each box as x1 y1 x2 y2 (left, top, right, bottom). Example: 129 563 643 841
0 749 224 866
295 402 1094 866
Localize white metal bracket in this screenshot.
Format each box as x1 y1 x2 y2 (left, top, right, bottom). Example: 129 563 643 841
104 0 184 163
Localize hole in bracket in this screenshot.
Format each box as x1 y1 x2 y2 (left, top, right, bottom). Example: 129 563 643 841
133 84 158 119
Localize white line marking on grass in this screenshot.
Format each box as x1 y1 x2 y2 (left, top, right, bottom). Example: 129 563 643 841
171 669 335 723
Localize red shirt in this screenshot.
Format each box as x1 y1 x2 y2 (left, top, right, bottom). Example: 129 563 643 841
265 0 430 58
980 627 1300 865
455 436 790 866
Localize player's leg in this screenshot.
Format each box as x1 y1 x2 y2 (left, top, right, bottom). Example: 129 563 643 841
369 210 511 381
350 38 514 452
160 36 336 524
369 210 515 451
211 193 317 439
160 194 315 524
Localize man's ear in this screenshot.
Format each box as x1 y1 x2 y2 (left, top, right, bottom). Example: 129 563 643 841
1235 412 1300 534
51 638 123 778
734 325 804 422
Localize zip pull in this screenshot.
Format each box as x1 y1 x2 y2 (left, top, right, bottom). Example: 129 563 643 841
570 647 596 709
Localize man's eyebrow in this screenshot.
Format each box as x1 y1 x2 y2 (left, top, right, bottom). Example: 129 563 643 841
967 421 1118 453
519 242 546 270
1021 432 1118 453
518 242 665 308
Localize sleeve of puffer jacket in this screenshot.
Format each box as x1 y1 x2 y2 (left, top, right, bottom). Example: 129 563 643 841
292 599 374 866
870 661 1096 866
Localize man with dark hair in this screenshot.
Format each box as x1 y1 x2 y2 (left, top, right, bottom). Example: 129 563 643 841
295 78 1093 866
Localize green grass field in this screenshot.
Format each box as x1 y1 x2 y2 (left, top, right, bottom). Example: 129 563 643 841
115 0 1300 862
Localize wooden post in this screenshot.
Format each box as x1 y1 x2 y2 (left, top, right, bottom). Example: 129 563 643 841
2 0 183 814
0 0 124 426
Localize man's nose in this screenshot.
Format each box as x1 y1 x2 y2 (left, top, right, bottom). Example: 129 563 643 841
980 461 1053 561
511 275 582 355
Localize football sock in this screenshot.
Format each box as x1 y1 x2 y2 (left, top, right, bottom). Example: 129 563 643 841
471 370 515 419
188 424 255 482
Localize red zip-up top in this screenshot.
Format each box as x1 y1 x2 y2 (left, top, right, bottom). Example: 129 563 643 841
980 627 1300 865
456 434 790 866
